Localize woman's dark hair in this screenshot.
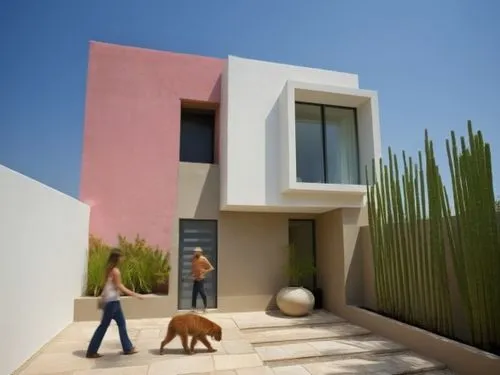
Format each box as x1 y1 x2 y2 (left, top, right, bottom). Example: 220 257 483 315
105 248 122 277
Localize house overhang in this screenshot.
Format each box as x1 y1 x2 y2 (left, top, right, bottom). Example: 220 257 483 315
279 80 381 201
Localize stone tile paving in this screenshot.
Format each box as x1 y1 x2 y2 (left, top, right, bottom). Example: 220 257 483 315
14 311 450 375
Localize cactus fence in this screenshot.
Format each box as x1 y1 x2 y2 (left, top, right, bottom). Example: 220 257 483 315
366 121 500 352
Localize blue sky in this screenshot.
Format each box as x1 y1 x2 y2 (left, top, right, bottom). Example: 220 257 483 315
1 0 499 199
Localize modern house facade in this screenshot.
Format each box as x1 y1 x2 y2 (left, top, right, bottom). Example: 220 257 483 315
80 41 381 315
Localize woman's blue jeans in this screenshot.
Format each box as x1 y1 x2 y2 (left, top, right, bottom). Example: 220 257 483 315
192 279 207 309
86 300 133 354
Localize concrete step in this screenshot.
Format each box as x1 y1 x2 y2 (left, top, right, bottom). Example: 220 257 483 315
242 320 346 333
233 310 346 330
270 351 448 374
235 311 453 375
256 334 406 363
243 322 370 345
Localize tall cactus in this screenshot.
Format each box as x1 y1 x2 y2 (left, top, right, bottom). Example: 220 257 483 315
366 131 454 338
444 121 500 350
367 120 499 351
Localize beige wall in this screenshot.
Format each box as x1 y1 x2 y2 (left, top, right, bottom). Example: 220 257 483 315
173 162 317 312
360 226 376 309
315 207 368 314
166 162 221 314
218 211 320 311
173 162 368 313
342 208 368 307
218 212 288 311
315 209 344 312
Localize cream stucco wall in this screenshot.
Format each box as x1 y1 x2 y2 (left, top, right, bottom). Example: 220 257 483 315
174 163 370 314
175 163 318 312
0 165 90 375
220 55 380 212
315 207 368 314
218 211 318 311
167 162 221 314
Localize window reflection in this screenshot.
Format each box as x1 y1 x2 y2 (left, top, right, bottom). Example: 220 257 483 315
294 103 359 184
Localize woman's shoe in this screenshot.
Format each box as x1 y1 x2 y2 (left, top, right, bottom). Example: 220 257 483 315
123 347 138 355
85 352 103 358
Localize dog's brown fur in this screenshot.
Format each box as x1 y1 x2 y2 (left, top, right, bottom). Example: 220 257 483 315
159 313 222 355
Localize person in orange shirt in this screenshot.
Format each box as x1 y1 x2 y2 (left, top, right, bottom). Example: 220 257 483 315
191 247 215 312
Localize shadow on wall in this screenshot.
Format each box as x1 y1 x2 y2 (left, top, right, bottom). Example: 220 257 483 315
345 227 366 307
265 100 280 204
194 165 220 219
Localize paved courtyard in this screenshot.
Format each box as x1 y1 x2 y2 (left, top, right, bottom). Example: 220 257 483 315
15 310 454 375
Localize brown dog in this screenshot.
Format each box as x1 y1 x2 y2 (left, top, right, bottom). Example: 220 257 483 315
159 313 222 355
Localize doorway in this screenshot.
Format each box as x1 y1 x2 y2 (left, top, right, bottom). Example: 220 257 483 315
288 219 317 291
178 219 218 310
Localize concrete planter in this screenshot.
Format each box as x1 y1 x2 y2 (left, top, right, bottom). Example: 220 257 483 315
276 286 315 317
152 280 169 295
73 294 176 321
344 306 500 375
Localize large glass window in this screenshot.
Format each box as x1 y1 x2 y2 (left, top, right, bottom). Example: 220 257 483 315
180 108 215 164
295 104 325 183
324 106 359 184
295 102 359 184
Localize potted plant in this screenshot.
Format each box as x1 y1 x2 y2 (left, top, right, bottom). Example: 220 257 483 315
276 243 316 317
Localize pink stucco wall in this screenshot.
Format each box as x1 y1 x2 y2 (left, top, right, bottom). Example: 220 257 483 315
80 41 224 249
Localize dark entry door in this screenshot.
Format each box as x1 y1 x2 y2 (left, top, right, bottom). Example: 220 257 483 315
178 219 218 310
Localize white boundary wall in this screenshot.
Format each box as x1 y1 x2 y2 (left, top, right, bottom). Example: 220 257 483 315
0 165 90 375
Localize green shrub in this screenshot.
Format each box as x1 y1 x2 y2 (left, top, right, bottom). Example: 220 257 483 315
85 234 170 296
366 121 500 352
86 235 110 296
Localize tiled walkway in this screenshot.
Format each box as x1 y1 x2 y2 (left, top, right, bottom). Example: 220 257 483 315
15 310 454 375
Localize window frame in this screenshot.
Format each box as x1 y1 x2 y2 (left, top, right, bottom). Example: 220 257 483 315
179 107 216 164
295 101 361 184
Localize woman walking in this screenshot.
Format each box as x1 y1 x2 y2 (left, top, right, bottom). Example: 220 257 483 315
86 248 143 358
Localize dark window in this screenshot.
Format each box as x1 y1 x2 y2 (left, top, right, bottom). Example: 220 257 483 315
295 102 359 184
180 108 215 164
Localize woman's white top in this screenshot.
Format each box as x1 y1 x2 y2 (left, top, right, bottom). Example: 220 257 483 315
102 275 120 302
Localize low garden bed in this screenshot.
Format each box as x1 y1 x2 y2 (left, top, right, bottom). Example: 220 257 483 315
361 306 500 357
74 294 176 321
77 234 174 321
86 234 170 297
345 306 500 375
